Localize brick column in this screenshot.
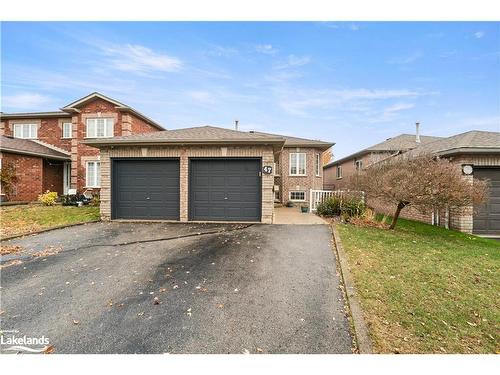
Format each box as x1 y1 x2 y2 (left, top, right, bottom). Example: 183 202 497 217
179 148 189 222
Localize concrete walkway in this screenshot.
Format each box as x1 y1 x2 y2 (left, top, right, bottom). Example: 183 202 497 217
274 206 328 224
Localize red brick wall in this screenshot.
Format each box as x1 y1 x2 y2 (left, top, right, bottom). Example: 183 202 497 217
1 118 73 153
0 152 43 201
131 113 162 133
42 159 64 195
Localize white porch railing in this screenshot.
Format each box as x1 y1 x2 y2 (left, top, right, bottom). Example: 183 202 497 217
309 189 365 212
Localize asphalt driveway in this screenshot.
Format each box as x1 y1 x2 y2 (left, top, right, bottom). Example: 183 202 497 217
0 222 353 354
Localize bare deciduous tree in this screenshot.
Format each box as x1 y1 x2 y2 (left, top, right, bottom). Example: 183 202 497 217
351 154 489 229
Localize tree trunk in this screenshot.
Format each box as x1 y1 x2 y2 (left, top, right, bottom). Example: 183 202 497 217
389 202 406 229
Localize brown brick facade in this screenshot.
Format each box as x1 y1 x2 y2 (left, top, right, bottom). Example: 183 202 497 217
98 145 276 223
276 147 325 204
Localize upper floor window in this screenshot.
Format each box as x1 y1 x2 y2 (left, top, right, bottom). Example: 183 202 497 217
336 165 342 179
62 122 72 139
355 159 363 171
86 118 113 138
289 152 306 176
315 154 321 176
13 123 37 139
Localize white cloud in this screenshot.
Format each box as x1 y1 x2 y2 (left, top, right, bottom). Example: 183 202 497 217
474 31 485 39
207 45 238 58
384 103 415 113
100 44 182 74
277 88 425 116
275 55 311 69
186 90 214 104
388 51 423 65
2 93 55 111
255 44 278 55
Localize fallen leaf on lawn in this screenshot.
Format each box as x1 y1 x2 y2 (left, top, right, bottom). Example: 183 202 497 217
107 300 113 307
137 311 145 316
159 288 167 293
172 285 179 289
153 297 160 305
217 304 224 309
466 321 477 327
256 348 263 353
73 320 80 325
234 288 239 292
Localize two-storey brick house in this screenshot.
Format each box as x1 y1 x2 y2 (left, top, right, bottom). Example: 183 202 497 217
0 92 163 201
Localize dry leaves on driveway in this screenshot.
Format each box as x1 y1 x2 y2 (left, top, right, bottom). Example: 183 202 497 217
0 245 23 255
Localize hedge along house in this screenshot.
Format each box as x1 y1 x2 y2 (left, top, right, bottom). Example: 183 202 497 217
83 126 286 223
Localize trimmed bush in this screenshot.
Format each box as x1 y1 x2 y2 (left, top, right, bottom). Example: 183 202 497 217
38 191 58 206
316 196 341 216
316 195 366 221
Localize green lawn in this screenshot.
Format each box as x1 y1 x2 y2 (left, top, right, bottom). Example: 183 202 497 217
337 218 499 354
0 204 100 238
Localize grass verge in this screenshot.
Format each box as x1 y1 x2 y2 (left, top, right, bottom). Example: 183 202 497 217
336 217 499 353
1 204 100 238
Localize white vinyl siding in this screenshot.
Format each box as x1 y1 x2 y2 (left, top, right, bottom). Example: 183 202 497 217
315 154 321 176
86 118 113 138
289 191 306 201
86 161 101 188
289 152 306 176
13 123 37 139
62 122 72 138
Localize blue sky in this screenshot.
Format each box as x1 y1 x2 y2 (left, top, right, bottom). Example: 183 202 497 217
1 22 499 159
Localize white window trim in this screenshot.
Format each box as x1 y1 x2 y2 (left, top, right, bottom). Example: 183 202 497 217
85 161 101 188
289 152 307 176
355 159 363 171
336 165 343 179
289 191 306 201
86 118 114 138
13 123 38 139
315 154 321 176
62 122 72 139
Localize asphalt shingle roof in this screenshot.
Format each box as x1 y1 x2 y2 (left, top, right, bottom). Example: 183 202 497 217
408 130 500 156
251 131 334 149
0 136 71 159
325 133 442 167
83 126 286 147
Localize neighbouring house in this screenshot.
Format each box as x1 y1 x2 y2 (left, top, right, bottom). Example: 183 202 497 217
83 126 333 223
323 125 442 189
324 129 500 237
0 92 163 201
0 136 71 201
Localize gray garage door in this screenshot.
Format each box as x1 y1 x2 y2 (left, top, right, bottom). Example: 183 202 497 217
474 168 500 235
189 159 261 221
112 159 180 220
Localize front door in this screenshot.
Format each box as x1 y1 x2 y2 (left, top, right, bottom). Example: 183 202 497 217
63 162 71 194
